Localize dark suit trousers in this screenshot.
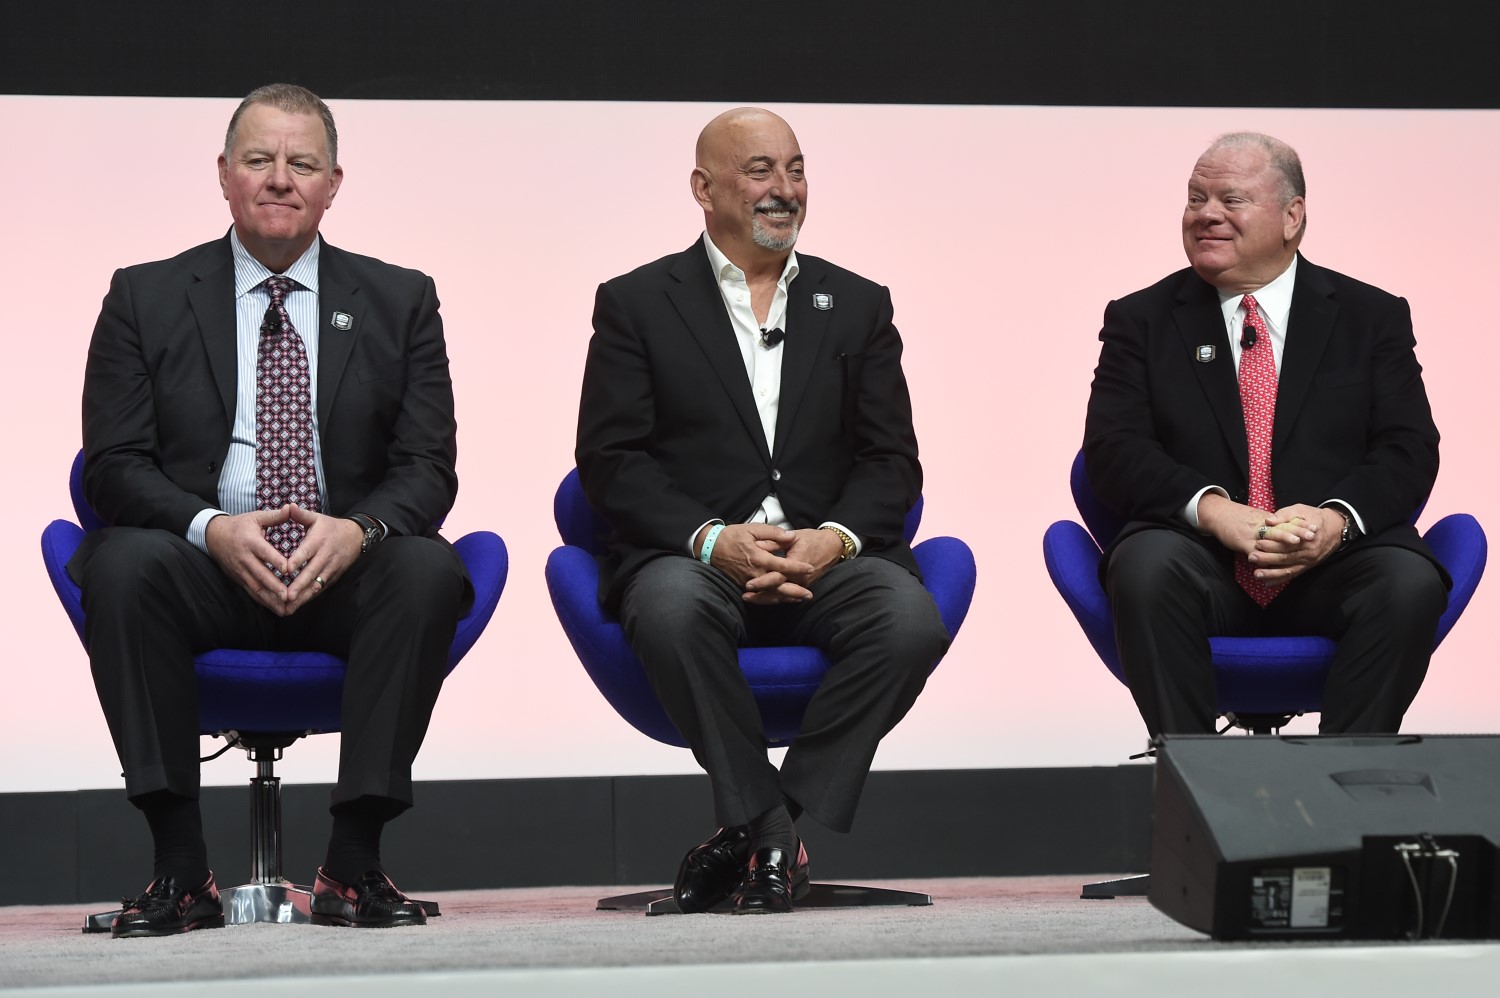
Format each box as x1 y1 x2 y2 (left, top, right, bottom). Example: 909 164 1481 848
620 555 949 834
1106 529 1446 736
71 527 469 810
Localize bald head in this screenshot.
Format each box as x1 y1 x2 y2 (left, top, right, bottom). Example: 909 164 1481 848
695 107 794 166
691 107 807 269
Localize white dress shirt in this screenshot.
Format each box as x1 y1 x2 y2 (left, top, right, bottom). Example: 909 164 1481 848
687 232 862 556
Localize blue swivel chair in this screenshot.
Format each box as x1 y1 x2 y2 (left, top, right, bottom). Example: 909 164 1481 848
1044 449 1487 896
545 469 977 913
40 450 508 930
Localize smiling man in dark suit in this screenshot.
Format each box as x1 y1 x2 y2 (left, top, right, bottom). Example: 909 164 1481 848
1083 132 1448 738
70 84 471 936
576 108 948 914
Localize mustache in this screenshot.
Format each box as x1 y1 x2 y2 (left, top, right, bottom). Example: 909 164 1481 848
754 197 801 215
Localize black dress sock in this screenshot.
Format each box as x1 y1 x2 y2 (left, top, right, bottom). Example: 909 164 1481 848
747 803 796 856
137 790 210 887
323 797 399 885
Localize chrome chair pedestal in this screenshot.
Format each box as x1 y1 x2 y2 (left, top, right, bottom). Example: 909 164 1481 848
221 881 313 924
598 883 933 915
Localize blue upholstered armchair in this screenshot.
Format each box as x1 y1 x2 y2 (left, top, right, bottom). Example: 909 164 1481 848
544 469 977 912
1043 450 1487 727
40 450 508 927
545 468 976 747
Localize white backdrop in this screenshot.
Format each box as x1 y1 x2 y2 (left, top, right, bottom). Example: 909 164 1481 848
2 97 1494 793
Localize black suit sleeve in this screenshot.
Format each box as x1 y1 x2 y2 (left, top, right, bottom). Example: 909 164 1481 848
821 286 922 552
338 274 459 537
1083 296 1216 524
575 279 720 552
1312 295 1439 536
81 268 218 535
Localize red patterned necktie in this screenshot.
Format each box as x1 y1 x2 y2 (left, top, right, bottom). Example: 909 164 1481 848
256 276 320 575
1234 293 1279 607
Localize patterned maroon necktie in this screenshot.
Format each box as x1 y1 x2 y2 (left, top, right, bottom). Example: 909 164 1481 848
256 276 320 573
1234 293 1279 607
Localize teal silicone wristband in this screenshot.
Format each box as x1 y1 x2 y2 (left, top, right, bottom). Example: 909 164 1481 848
699 523 726 564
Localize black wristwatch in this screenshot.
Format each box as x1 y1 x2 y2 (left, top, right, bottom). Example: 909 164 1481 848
344 513 383 555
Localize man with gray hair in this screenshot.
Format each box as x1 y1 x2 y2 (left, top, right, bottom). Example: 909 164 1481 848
71 83 470 935
1083 132 1447 738
575 108 948 914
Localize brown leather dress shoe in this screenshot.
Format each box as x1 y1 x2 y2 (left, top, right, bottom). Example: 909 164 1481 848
310 867 427 928
732 841 811 914
111 873 224 938
674 825 752 913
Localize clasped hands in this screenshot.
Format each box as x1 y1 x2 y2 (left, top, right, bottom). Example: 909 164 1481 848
204 505 366 616
1199 495 1345 588
696 522 846 605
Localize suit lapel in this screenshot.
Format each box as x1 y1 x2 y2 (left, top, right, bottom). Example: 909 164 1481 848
1172 278 1248 475
1273 258 1337 453
186 239 238 425
315 240 362 431
772 262 830 458
665 245 770 461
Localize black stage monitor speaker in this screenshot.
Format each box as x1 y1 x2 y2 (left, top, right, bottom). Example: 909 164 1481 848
1150 734 1500 941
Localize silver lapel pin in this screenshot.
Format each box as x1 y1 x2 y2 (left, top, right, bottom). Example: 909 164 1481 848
1195 344 1216 363
812 293 833 310
331 311 353 331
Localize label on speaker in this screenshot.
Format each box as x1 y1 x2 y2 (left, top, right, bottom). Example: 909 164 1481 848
1290 867 1332 927
1248 866 1345 930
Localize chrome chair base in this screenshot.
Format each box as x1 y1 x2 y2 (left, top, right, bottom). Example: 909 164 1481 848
83 881 442 932
1080 873 1150 899
597 883 933 915
222 881 312 924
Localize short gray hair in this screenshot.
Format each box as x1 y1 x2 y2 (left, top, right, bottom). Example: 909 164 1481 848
1208 131 1305 206
224 83 338 165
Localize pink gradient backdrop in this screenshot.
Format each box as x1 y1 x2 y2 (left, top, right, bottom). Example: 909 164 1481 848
2 97 1494 793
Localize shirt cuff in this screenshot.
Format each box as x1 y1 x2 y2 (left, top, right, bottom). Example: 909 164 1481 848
818 521 863 557
1183 486 1229 531
1320 499 1366 535
187 508 229 553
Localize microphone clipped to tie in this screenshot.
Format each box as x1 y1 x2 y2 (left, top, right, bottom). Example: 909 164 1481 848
759 327 785 349
1241 322 1258 349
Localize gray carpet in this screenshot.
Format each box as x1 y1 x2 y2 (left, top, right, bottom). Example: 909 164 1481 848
2 876 1493 992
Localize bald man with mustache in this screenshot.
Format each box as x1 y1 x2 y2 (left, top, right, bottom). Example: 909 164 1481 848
576 108 948 914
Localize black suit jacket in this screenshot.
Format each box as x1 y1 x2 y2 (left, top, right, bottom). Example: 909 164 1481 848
576 240 923 609
75 234 459 546
1082 255 1446 585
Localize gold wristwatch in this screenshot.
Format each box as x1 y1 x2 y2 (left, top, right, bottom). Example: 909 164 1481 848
824 525 857 561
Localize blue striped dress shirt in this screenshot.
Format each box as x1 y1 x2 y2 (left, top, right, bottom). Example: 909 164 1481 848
186 232 329 551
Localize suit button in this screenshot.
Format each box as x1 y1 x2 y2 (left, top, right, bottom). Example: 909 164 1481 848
771 468 781 482
207 461 217 473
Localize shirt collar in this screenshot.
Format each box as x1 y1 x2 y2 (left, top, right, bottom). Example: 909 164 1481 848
1217 254 1298 332
702 232 799 289
230 230 322 299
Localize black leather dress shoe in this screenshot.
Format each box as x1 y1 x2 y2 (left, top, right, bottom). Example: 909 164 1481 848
674 825 752 913
310 868 427 928
732 841 811 914
111 873 224 938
